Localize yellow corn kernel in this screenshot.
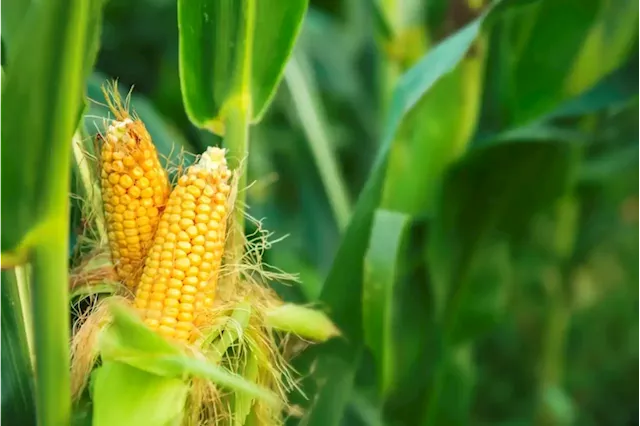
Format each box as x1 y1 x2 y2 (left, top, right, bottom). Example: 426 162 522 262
99 90 170 288
134 147 231 341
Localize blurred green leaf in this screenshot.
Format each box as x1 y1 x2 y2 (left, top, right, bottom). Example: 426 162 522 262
284 50 352 230
382 37 487 215
92 361 189 426
429 140 573 339
546 58 639 120
1 269 36 426
579 144 639 184
320 0 490 347
565 0 638 96
178 0 307 131
303 4 518 425
421 345 476 426
501 0 638 127
423 140 573 425
363 209 410 396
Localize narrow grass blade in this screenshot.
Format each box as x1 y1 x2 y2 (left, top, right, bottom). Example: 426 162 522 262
284 50 351 230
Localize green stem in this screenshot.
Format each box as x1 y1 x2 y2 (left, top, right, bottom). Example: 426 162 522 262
535 267 572 426
535 195 580 426
225 98 251 277
224 0 255 279
31 221 71 426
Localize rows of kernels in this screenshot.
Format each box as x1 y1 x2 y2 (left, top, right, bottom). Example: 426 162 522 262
100 118 170 287
134 148 231 341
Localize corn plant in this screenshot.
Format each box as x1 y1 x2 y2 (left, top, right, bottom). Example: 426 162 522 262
1 0 638 425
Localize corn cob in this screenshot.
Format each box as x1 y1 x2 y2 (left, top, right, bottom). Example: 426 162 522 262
100 117 170 288
133 147 231 341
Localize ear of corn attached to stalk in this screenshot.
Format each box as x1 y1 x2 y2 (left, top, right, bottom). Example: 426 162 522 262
133 147 231 342
100 96 171 288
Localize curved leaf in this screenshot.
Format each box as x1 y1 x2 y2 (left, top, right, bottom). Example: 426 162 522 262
178 0 307 132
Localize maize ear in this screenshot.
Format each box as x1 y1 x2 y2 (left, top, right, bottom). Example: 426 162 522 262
133 147 231 341
100 117 170 288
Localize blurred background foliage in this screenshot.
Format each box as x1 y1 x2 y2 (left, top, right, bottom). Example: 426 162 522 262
3 0 637 424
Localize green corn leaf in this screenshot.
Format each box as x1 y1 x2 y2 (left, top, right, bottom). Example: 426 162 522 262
381 36 487 216
0 0 32 52
1 0 103 254
92 361 189 426
500 0 636 125
1 269 36 426
545 58 639 120
428 140 574 328
300 2 525 424
363 209 411 396
178 0 307 132
0 0 104 424
422 139 574 425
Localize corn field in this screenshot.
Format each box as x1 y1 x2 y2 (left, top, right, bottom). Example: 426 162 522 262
1 0 638 425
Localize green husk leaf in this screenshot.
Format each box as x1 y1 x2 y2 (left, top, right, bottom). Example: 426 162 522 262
99 301 279 407
265 304 340 342
92 361 189 426
208 302 252 363
232 350 260 426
